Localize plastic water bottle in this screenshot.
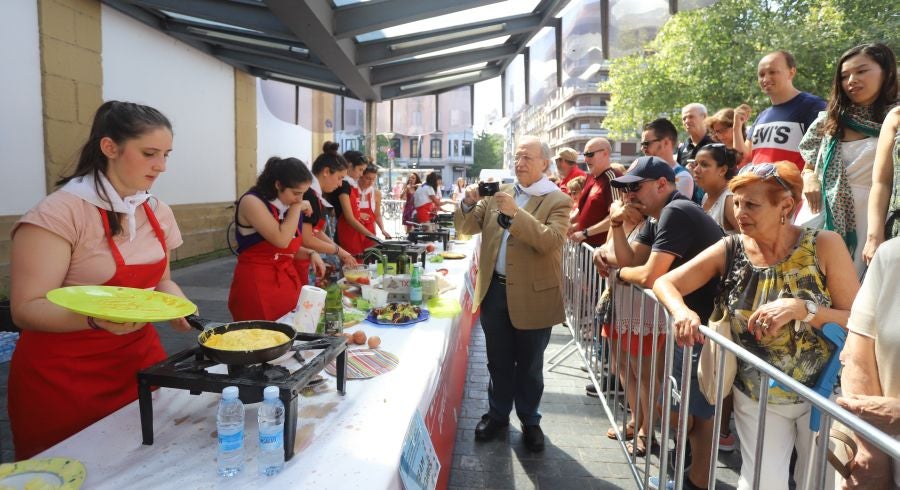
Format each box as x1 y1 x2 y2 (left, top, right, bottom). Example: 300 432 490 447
308 263 317 286
258 386 285 476
409 264 423 305
217 386 245 477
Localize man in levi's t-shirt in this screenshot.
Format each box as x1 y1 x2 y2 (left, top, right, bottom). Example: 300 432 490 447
739 50 826 170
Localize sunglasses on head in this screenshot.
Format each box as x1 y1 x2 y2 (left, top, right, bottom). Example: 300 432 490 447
738 163 790 191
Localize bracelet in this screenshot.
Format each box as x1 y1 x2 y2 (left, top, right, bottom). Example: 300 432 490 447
582 229 589 238
86 316 102 330
610 221 623 229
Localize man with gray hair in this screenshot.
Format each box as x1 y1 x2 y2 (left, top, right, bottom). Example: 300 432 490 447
455 135 572 452
676 103 714 169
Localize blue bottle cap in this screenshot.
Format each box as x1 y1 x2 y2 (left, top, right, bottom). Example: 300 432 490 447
223 386 239 400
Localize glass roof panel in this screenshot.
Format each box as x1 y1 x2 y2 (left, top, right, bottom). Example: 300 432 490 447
332 0 371 6
355 0 541 42
160 10 261 33
411 36 510 60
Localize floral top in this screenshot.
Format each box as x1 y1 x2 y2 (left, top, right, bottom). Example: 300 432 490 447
720 228 834 404
888 131 900 240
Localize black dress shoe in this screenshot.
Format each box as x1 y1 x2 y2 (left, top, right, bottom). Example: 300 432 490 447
522 424 545 452
474 414 508 441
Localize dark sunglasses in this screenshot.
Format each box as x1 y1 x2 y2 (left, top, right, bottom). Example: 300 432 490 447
583 149 604 158
622 179 651 193
639 138 661 149
738 163 790 191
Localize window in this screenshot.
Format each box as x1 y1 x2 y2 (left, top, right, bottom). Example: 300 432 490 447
620 142 637 156
342 139 358 150
453 140 460 156
390 138 401 158
430 139 442 159
410 138 421 159
462 140 472 157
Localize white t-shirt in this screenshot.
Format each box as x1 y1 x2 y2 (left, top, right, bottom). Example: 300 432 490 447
413 185 436 208
846 237 900 485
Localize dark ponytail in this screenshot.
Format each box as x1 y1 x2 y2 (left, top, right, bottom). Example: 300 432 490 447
343 150 368 168
312 141 348 175
250 156 313 201
425 172 440 192
57 101 172 236
697 143 739 179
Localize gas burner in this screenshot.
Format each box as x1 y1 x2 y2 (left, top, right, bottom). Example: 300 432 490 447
137 333 347 461
226 363 291 381
408 229 450 250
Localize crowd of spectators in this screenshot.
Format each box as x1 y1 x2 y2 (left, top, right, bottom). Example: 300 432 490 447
550 42 899 489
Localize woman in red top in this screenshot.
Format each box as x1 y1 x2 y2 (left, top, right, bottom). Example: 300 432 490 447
329 150 377 257
8 101 192 458
227 156 325 321
413 172 450 223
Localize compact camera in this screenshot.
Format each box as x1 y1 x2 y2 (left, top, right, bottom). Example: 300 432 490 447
478 181 500 197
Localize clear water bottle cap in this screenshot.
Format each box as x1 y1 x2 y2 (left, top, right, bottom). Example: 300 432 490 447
222 386 239 400
263 386 279 400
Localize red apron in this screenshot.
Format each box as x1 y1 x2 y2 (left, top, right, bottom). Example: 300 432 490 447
336 185 368 256
358 188 376 251
296 195 328 288
228 206 303 321
416 202 435 224
9 202 170 459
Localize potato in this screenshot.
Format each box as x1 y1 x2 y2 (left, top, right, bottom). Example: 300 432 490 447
352 330 367 345
367 335 381 349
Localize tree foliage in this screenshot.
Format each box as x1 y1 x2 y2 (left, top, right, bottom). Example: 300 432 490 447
601 0 898 140
470 131 505 178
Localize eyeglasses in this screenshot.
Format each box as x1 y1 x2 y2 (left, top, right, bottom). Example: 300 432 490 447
583 149 605 158
712 126 732 136
622 179 651 193
640 138 661 149
738 163 791 191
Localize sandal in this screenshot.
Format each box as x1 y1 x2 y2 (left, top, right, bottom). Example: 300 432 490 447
607 423 635 440
624 434 658 458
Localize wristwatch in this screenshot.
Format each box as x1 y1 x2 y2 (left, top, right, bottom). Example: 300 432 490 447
802 300 818 323
582 229 589 239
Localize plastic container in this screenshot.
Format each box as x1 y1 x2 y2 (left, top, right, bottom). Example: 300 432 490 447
258 386 285 476
217 386 245 477
342 265 371 285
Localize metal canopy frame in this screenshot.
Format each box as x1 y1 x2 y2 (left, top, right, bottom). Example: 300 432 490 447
103 0 571 101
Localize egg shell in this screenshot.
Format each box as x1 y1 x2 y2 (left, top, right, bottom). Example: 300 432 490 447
352 330 367 345
367 336 382 349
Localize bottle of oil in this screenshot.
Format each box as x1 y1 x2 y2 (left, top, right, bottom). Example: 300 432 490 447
321 269 343 335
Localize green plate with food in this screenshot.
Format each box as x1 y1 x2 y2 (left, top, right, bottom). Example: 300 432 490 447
365 303 429 327
47 286 197 323
0 457 85 489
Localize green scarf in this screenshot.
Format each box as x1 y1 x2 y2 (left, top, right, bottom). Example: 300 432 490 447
800 104 894 256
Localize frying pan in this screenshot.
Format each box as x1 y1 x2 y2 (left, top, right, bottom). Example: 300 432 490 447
186 314 304 365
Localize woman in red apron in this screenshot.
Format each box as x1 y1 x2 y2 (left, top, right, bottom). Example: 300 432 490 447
414 172 446 223
402 172 420 231
329 151 376 257
228 157 322 321
8 101 193 459
358 165 392 249
295 142 360 286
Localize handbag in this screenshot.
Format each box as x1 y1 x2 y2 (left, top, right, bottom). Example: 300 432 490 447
697 236 739 405
818 421 857 480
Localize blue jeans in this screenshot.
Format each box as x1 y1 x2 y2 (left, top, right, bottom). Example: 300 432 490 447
480 275 553 426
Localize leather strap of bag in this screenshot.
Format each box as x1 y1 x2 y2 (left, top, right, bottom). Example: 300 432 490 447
817 427 858 479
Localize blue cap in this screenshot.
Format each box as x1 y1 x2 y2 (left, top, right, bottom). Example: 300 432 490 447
610 156 676 188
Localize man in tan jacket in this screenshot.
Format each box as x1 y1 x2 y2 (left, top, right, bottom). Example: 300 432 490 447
455 135 572 452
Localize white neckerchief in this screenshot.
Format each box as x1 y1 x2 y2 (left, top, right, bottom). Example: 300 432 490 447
344 176 359 188
310 175 332 208
268 198 290 219
359 186 375 209
516 176 559 197
60 173 152 242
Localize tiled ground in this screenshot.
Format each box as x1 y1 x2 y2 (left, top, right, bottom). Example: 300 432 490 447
0 254 740 490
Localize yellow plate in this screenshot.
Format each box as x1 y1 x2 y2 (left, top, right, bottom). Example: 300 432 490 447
47 286 197 323
440 251 466 260
0 457 85 489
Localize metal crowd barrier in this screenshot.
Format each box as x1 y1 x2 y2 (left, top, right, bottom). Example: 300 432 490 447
555 240 900 490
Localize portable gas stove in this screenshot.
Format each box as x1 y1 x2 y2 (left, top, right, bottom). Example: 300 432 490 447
363 240 427 272
408 228 451 250
137 333 347 461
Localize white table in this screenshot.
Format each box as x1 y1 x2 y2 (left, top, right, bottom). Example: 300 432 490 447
37 241 479 490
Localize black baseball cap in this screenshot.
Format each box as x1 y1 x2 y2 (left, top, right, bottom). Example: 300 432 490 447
610 156 676 188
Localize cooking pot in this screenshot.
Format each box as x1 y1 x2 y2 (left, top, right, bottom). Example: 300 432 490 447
187 315 331 365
